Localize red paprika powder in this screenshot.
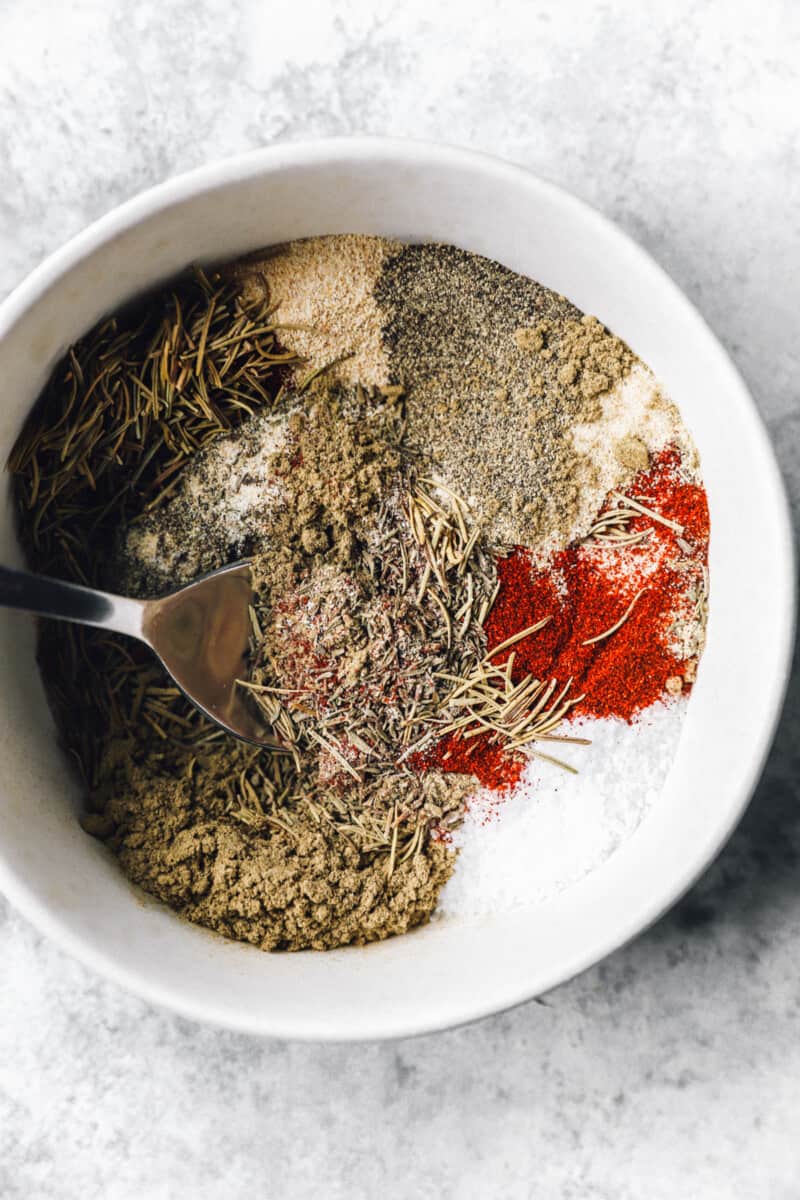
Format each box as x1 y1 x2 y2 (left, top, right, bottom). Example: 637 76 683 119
415 731 524 791
425 446 709 790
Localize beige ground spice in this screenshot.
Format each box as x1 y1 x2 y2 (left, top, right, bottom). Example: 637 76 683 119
89 740 455 951
251 384 405 593
234 235 396 389
614 434 650 472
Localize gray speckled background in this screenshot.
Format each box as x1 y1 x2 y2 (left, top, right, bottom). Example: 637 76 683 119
1 1 799 1196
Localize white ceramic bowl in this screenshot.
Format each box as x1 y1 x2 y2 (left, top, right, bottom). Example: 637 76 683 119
0 139 794 1040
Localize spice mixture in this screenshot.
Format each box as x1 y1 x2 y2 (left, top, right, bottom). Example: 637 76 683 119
8 235 709 952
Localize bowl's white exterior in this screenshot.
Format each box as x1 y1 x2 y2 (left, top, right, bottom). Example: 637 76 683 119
0 139 793 1040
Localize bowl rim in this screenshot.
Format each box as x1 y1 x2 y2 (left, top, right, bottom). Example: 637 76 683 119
0 136 795 1039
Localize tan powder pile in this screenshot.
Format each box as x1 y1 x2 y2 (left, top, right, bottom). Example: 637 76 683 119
249 383 405 592
234 235 396 389
88 739 455 951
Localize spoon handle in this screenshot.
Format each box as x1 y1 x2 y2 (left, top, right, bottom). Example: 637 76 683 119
0 565 145 640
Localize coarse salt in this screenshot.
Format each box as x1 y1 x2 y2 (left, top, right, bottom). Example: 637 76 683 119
438 699 686 918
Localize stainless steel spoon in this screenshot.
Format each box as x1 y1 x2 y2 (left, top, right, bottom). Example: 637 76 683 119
0 561 268 744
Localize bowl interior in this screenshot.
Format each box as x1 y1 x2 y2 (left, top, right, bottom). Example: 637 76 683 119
0 141 793 1039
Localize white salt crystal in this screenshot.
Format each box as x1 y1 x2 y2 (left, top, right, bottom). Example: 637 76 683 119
438 699 686 917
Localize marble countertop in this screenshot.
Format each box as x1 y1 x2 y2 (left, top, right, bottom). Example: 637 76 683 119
1 1 799 1196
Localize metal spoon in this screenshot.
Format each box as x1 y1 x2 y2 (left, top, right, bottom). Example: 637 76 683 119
0 561 268 744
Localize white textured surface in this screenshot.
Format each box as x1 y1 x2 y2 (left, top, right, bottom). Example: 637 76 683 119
1 1 799 1197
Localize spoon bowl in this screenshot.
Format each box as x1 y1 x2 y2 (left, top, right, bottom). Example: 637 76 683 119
0 560 267 744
